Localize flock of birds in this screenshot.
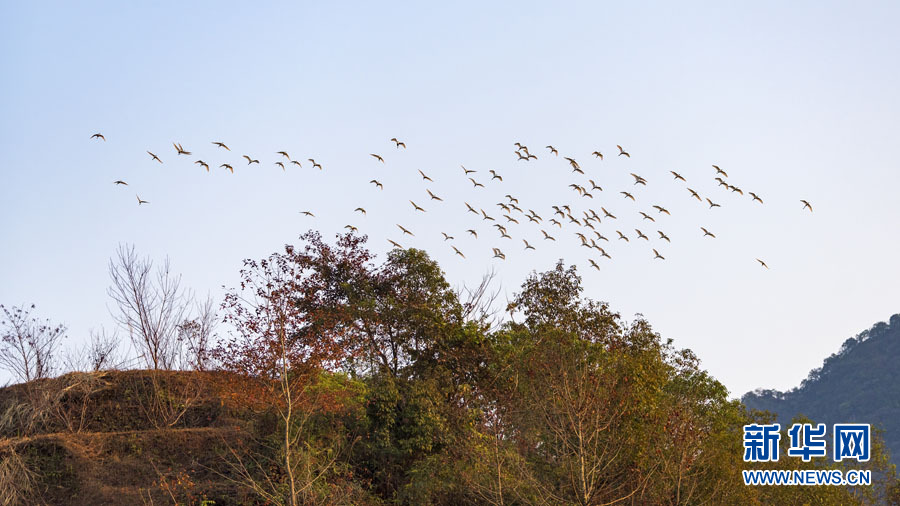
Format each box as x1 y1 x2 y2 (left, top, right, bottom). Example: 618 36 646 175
91 132 815 271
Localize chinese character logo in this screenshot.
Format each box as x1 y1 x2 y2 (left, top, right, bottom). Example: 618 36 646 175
787 423 827 461
743 423 781 462
834 424 870 462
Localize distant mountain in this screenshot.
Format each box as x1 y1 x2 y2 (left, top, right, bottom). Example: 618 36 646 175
743 313 900 463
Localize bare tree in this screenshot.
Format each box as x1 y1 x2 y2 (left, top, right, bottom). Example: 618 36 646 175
107 244 190 370
176 295 217 371
0 304 65 383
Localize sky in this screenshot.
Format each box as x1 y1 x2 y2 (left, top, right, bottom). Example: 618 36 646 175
1 1 899 396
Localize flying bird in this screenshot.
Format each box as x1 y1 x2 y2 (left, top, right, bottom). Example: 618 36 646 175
749 192 764 204
418 169 433 182
701 227 716 238
354 208 367 215
589 259 600 270
136 195 149 205
452 246 465 258
344 225 358 233
370 179 384 189
370 153 385 163
91 133 105 141
546 145 559 156
687 188 701 201
391 138 406 149
621 191 635 201
277 151 291 160
492 248 506 260
616 230 629 242
639 212 656 222
212 141 230 151
113 180 127 185
801 200 813 212
427 189 442 201
275 161 285 170
589 180 603 191
388 239 402 248
652 205 670 215
630 173 647 185
220 163 234 173
290 160 303 167
441 232 454 241
523 239 535 250
173 143 191 155
469 177 485 188
653 249 665 260
617 145 630 157
542 229 556 241
410 201 426 212
308 159 322 170
635 229 649 241
462 165 476 175
194 160 210 171
300 211 315 217
706 198 721 209
670 171 686 182
757 258 769 269
489 170 503 181
467 229 478 238
591 151 603 159
658 230 671 242
147 151 162 163
712 165 728 177
243 155 259 164
397 224 414 236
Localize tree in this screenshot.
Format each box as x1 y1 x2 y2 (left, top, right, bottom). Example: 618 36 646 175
214 232 361 506
107 244 190 370
0 304 65 383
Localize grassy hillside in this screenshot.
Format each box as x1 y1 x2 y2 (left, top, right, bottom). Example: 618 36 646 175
743 314 900 464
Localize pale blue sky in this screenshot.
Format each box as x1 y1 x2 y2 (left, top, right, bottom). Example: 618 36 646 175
2 1 899 396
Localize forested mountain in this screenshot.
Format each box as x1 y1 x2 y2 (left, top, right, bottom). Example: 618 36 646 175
743 314 900 464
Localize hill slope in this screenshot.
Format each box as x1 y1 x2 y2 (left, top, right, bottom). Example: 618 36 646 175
742 313 900 463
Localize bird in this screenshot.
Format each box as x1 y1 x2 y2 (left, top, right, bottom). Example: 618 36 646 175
546 145 559 156
653 249 665 260
427 189 442 201
591 151 603 159
564 157 580 170
308 159 322 170
370 153 385 163
441 232 454 241
147 151 162 163
617 145 630 157
706 198 721 209
465 202 478 215
277 151 291 160
701 227 716 238
542 229 556 241
639 212 656 222
658 230 671 242
801 200 813 212
635 229 649 241
712 165 728 177
469 177 485 188
492 248 506 260
173 142 191 155
467 229 478 238
616 230 629 242
418 169 433 182
630 173 647 185
602 207 617 219
290 160 303 167
212 141 230 151
91 133 105 141
388 239 403 248
136 195 149 205
194 160 210 171
410 201 426 212
397 224 414 236
523 239 535 250
670 171 686 182
452 246 465 258
300 211 315 217
220 163 234 173
344 225 358 233
354 207 367 215
589 259 600 270
489 170 503 181
687 188 701 201
480 209 495 221
621 191 636 201
242 155 259 165
599 249 612 259
589 180 603 191
652 205 670 215
462 165 476 175
113 180 127 185
550 219 562 228
749 192 764 204
369 179 384 189
756 258 769 269
391 138 406 149
275 161 285 171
